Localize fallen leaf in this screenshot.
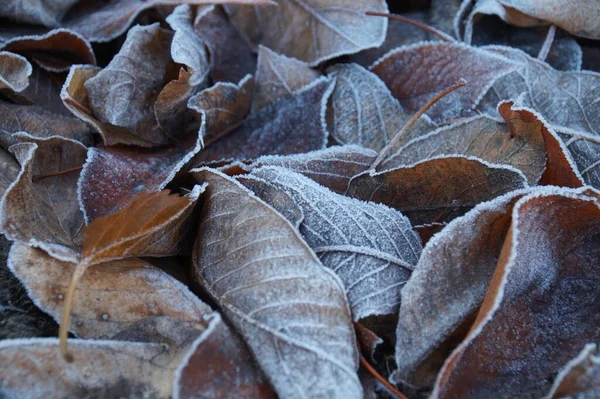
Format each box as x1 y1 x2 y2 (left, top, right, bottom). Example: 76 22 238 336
1 135 87 262
192 168 362 398
194 5 258 84
327 63 435 152
8 243 212 339
347 155 529 225
354 322 384 363
253 45 320 111
247 144 377 194
560 133 600 189
546 344 600 399
1 0 77 27
434 188 600 398
242 166 422 321
370 42 520 124
187 74 253 146
0 147 20 198
224 0 388 65
0 51 31 95
175 312 277 399
193 77 333 164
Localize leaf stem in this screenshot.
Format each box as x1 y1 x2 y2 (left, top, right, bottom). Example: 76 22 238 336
359 355 409 399
537 25 556 62
32 166 83 182
369 78 467 171
59 260 90 362
366 11 455 42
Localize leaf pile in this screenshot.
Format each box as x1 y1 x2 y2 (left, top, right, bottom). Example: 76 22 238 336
0 0 599 398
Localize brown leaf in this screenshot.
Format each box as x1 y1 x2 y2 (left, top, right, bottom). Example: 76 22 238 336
370 42 520 124
392 188 528 388
187 75 253 146
61 64 153 146
547 344 600 399
253 45 320 111
247 145 377 194
62 0 276 43
8 243 211 339
0 100 94 148
354 322 383 363
242 167 422 321
0 26 95 72
0 51 31 95
434 188 600 398
194 5 258 84
328 63 435 152
0 317 208 398
0 0 77 27
224 0 388 65
193 77 333 164
0 147 19 198
78 126 203 221
175 313 277 399
81 186 202 265
192 168 362 398
347 155 528 225
1 135 86 262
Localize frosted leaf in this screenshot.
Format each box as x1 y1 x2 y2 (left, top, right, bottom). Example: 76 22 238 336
328 63 435 152
174 313 276 399
188 75 253 146
0 51 31 94
224 0 388 66
242 166 422 321
0 0 77 27
476 46 600 139
0 101 93 148
194 5 257 84
191 168 362 399
347 155 528 225
1 135 86 258
392 189 529 388
0 147 19 199
370 42 520 124
434 189 600 398
77 115 204 221
546 344 600 399
8 243 212 339
193 78 333 164
560 133 600 189
61 0 275 43
253 45 320 111
248 145 377 194
0 26 95 72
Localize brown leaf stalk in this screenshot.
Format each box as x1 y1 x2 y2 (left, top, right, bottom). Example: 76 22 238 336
59 260 90 361
32 166 83 182
366 11 455 42
359 355 409 399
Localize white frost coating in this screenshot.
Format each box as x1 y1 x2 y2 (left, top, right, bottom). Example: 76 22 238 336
544 344 600 399
0 51 32 92
248 166 422 321
431 186 599 398
76 146 96 224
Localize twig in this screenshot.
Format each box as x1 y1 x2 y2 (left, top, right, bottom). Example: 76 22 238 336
366 11 455 42
359 355 409 399
32 166 83 182
369 78 467 171
538 25 556 62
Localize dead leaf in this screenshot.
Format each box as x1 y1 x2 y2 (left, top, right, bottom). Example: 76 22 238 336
1 135 86 262
247 145 377 194
370 42 520 124
0 51 31 95
347 155 529 225
78 122 203 221
8 243 211 339
194 5 258 84
1 0 77 27
187 75 253 146
175 312 277 399
192 168 362 398
434 188 600 398
242 167 422 320
355 322 383 364
0 147 20 198
193 77 333 164
392 188 529 388
0 26 96 72
546 344 600 399
560 133 600 189
253 45 320 111
224 0 388 66
327 63 435 152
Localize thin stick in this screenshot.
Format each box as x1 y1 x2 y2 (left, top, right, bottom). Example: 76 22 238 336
32 166 83 182
359 355 409 399
366 11 455 42
369 78 467 171
538 25 556 62
59 261 89 362
63 97 93 115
